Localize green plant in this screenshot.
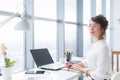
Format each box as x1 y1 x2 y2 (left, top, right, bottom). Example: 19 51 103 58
1 44 16 68
5 58 16 68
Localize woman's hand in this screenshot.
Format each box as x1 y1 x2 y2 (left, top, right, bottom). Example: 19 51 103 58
71 64 86 73
65 62 73 70
65 62 87 73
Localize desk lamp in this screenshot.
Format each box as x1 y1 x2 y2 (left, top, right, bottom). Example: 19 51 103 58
0 6 30 31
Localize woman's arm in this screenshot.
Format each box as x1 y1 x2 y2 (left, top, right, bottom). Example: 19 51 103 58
77 63 85 67
65 62 85 70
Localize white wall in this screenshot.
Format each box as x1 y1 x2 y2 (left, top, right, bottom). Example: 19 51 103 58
113 0 120 50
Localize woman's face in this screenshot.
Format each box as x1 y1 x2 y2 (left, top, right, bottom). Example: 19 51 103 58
89 20 102 39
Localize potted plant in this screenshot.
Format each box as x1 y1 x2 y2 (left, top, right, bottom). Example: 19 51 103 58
1 44 16 80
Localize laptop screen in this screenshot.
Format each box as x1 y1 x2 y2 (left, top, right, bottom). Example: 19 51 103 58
30 48 54 67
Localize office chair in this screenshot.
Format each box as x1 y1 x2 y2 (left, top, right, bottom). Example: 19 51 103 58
111 71 120 80
112 51 120 72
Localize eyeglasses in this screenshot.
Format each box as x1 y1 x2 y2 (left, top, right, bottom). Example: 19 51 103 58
89 23 100 28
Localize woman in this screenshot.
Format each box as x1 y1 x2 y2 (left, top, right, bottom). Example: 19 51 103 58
66 14 113 80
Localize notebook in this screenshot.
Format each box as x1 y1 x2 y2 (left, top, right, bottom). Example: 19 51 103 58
30 48 65 71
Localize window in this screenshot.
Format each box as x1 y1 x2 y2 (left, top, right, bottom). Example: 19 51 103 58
0 0 24 72
65 0 77 56
65 24 77 56
34 0 57 61
83 0 91 54
0 16 24 72
106 0 111 46
0 0 23 13
65 0 77 22
34 20 57 61
96 0 102 15
34 0 56 19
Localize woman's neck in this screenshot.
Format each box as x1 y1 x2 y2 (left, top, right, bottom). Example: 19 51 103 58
93 37 103 42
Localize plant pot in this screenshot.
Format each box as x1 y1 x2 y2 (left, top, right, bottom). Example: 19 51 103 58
2 67 13 80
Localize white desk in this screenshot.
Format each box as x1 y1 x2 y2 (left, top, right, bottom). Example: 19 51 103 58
0 57 83 80
0 69 81 80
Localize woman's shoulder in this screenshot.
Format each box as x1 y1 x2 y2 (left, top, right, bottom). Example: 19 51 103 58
97 39 107 45
96 39 109 49
96 40 110 56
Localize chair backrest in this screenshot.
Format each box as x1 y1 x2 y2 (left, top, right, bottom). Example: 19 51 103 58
111 71 120 80
112 51 120 72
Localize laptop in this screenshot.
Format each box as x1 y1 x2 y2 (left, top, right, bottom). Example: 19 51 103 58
30 48 65 71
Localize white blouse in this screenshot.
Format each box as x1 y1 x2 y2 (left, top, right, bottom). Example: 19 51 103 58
82 39 113 80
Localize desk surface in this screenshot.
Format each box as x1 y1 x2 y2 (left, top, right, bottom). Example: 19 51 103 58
0 69 81 80
0 57 83 80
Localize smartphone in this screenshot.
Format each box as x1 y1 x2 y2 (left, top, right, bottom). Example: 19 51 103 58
36 71 45 74
25 70 45 74
25 71 35 74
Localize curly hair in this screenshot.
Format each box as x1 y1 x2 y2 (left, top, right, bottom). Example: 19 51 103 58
91 14 108 38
